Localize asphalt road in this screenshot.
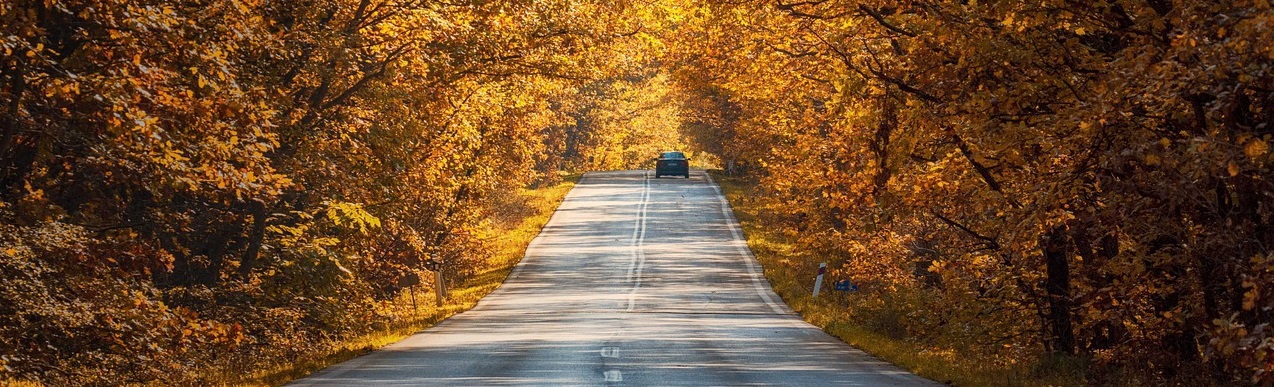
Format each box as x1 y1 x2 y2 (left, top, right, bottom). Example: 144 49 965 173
290 170 936 386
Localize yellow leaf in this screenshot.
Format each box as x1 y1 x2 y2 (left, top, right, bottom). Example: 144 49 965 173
1144 154 1160 166
3 248 17 256
1228 161 1240 176
1244 138 1269 158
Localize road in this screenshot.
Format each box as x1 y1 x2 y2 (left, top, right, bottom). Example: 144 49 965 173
290 170 935 386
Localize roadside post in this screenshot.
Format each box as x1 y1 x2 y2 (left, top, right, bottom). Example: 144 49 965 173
425 253 445 307
812 262 827 298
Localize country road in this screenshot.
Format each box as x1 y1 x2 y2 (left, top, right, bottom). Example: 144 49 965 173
290 170 935 386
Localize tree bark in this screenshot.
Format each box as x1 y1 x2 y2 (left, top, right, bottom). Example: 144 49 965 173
1042 225 1075 355
869 93 895 196
239 199 268 276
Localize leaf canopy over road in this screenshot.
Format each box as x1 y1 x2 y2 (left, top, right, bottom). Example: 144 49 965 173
2 0 1271 384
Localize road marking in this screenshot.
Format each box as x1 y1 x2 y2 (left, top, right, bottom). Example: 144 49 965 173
601 347 620 357
285 351 380 387
604 370 623 382
469 172 595 313
704 172 789 316
626 171 650 312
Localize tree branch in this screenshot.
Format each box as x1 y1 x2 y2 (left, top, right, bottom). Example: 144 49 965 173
858 4 917 37
931 210 1001 250
952 133 1021 207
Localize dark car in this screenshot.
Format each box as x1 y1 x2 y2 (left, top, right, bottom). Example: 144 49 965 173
654 151 690 178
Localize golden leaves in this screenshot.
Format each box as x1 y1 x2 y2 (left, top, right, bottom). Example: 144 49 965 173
1 0 667 383
1245 138 1269 158
673 0 1274 382
324 201 382 235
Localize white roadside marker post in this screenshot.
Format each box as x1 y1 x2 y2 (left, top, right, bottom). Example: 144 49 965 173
428 252 445 307
813 262 827 298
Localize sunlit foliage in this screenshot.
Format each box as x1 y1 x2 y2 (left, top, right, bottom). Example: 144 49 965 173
4 0 1271 384
0 0 675 383
670 0 1273 384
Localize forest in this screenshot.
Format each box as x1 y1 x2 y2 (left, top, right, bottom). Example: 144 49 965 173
2 0 1271 385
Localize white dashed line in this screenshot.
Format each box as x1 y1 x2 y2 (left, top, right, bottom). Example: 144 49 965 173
604 370 623 382
601 347 620 357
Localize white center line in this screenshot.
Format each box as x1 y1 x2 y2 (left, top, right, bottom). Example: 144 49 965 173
626 171 650 312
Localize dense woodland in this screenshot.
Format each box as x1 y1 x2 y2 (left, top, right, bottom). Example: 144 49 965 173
674 0 1274 384
0 0 684 384
1 0 1271 385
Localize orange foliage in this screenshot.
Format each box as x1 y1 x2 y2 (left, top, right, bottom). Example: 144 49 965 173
0 0 665 384
670 0 1274 384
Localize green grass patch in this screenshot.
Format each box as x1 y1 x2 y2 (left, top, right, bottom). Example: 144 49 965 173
710 171 1083 387
234 174 580 386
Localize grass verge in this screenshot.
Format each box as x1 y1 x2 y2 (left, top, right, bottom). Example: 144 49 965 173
236 174 580 386
710 171 1080 386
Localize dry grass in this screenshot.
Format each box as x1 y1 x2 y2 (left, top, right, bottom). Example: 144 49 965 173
232 174 580 386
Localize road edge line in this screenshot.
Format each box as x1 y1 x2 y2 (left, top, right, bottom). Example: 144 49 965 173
704 171 792 316
469 172 592 313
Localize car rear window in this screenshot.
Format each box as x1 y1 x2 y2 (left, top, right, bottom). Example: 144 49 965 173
661 152 686 159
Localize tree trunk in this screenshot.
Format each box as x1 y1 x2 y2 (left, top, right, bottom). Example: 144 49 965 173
869 93 895 196
1043 225 1075 355
239 199 268 276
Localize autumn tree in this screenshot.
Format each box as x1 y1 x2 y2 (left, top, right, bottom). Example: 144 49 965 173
1 0 677 384
669 0 1274 383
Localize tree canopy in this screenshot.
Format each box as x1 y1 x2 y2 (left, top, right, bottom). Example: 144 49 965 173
668 0 1273 384
2 0 1272 384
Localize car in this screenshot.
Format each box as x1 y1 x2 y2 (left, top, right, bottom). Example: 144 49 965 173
654 151 690 178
